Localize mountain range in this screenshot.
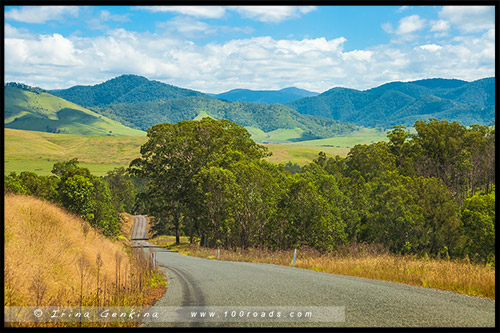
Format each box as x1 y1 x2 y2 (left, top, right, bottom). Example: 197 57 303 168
4 75 494 143
211 87 318 104
285 77 495 128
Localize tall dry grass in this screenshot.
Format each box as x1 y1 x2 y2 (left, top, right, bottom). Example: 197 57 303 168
4 194 166 327
156 238 495 299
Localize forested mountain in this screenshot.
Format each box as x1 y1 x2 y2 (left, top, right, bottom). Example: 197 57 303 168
286 78 495 128
49 74 205 107
213 87 319 104
48 75 357 140
93 96 356 140
4 83 144 136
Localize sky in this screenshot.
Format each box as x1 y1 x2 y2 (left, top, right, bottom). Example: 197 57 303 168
3 5 496 94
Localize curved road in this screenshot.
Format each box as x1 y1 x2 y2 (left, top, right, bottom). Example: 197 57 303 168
131 216 495 327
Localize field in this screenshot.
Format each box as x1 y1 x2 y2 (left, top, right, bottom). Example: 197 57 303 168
4 127 389 175
4 129 147 176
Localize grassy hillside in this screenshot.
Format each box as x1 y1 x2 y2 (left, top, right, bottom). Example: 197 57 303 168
4 129 147 176
4 194 165 326
4 84 145 136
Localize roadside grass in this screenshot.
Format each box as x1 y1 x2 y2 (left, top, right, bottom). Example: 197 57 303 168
149 236 495 300
4 194 166 327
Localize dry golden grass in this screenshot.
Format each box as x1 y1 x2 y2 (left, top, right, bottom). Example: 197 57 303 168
151 237 495 299
119 212 136 242
4 194 166 327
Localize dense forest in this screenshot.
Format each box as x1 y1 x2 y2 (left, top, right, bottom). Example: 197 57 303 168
129 118 495 264
93 96 357 138
286 77 495 128
5 118 495 265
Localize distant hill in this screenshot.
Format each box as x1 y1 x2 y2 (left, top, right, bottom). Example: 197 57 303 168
213 87 318 104
4 83 145 136
49 74 205 107
48 75 357 142
285 78 495 128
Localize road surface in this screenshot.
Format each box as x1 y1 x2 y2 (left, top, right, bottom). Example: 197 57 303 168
131 216 495 327
131 215 148 240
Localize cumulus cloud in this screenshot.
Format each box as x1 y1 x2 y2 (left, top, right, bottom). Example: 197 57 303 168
135 6 317 23
396 15 426 34
134 6 227 19
157 16 254 38
418 44 442 52
439 6 495 33
229 6 317 23
5 6 79 24
430 19 450 32
4 24 495 93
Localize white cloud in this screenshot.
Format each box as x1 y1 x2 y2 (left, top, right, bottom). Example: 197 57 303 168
430 20 450 32
158 16 254 38
135 6 227 19
5 6 79 24
342 50 374 61
87 10 131 30
418 44 442 52
396 15 426 34
439 6 495 33
159 16 214 36
381 22 394 34
229 6 317 23
4 24 495 93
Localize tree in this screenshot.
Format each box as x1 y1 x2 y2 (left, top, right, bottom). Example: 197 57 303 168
460 190 495 263
52 158 120 237
4 172 29 195
129 118 269 245
412 119 470 201
59 174 96 222
345 142 396 182
409 176 461 257
103 167 137 213
362 172 424 254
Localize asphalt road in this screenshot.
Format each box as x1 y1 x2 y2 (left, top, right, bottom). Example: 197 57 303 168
131 216 495 328
131 215 148 240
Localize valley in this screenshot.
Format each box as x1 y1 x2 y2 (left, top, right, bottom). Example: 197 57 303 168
4 128 386 176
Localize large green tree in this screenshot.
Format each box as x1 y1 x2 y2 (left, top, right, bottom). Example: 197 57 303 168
129 118 269 245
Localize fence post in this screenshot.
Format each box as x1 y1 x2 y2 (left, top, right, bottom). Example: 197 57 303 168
292 249 297 267
217 248 220 259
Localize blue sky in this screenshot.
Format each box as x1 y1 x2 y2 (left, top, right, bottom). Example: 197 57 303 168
4 5 496 93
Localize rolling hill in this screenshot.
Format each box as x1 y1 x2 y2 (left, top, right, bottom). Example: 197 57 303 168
212 87 319 104
285 77 495 128
4 83 145 136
